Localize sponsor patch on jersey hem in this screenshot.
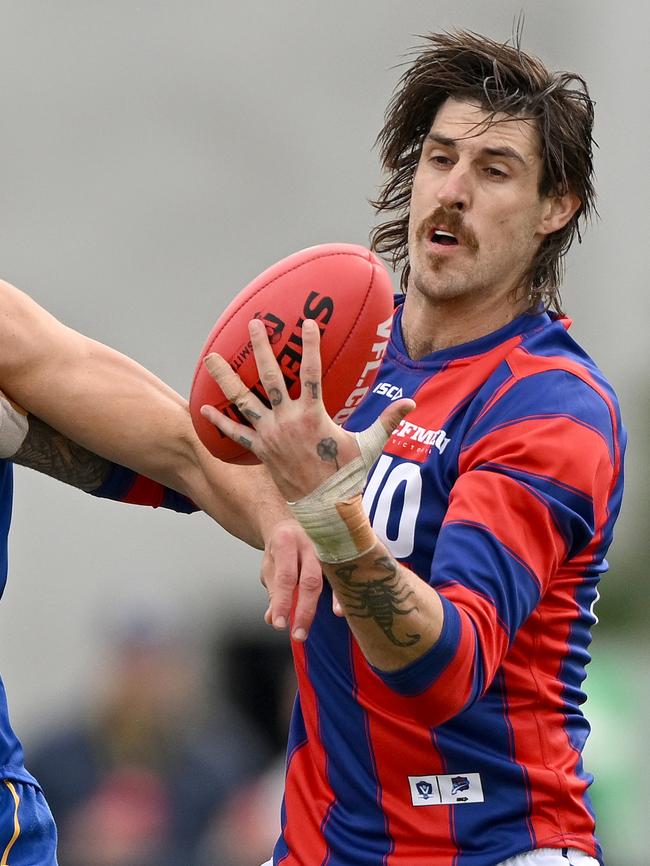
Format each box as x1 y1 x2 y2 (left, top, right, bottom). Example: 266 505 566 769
408 772 484 806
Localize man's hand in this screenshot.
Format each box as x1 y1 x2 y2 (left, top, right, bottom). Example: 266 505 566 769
200 318 412 502
200 318 359 501
261 518 324 641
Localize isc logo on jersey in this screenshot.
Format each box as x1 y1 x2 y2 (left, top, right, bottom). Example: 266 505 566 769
373 381 404 401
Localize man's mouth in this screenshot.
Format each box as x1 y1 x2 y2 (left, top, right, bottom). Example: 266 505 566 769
430 228 459 247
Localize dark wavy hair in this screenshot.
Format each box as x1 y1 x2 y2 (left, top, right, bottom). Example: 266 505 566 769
370 30 596 313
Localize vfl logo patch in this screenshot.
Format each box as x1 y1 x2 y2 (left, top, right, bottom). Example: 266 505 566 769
408 773 484 807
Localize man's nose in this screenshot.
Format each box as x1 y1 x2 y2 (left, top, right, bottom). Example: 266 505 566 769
437 163 471 211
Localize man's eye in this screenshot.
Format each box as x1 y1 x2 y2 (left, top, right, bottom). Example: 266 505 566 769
485 166 507 178
431 154 453 166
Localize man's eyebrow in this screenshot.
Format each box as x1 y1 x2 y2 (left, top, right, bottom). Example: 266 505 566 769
426 133 527 167
482 146 527 167
426 133 456 149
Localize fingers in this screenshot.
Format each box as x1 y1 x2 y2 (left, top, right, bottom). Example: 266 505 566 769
332 592 345 617
291 547 323 641
205 319 325 431
203 352 268 423
262 535 297 631
248 319 289 411
379 397 416 436
261 520 324 642
200 402 257 454
298 319 323 410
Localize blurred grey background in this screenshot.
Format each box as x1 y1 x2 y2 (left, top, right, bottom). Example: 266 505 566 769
0 1 647 864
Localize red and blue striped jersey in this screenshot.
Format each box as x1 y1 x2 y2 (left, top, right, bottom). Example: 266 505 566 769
0 461 197 786
275 300 625 866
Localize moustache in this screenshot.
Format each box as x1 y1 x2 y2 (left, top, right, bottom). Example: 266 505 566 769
416 207 479 252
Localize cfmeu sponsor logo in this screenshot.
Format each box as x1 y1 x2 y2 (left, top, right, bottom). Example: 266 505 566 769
387 418 451 461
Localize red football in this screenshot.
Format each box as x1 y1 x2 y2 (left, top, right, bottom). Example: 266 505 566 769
189 243 394 464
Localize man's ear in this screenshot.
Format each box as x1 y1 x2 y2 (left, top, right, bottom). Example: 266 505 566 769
538 191 581 236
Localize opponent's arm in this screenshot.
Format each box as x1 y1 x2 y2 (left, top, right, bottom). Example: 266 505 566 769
1 387 323 635
2 396 194 512
4 401 112 492
0 279 283 546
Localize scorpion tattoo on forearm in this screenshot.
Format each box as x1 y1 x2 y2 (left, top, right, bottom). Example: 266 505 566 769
334 556 421 647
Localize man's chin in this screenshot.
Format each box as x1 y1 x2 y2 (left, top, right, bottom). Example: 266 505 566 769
410 267 468 302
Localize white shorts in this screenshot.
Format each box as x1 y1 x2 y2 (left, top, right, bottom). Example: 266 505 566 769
261 848 598 866
498 850 599 866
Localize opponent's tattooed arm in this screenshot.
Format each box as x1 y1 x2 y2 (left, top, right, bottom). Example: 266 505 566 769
13 413 112 492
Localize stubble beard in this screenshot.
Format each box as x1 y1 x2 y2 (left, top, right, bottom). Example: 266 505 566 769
409 243 484 304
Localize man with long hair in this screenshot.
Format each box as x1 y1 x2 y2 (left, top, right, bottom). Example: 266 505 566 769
204 30 625 866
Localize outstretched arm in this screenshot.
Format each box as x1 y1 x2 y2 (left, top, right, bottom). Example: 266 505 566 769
0 279 283 545
0 280 324 635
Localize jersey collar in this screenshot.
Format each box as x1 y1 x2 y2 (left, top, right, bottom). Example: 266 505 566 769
390 295 557 366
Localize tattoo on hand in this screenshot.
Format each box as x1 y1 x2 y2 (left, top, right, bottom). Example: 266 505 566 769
335 556 421 647
13 415 112 492
242 407 261 422
317 437 339 470
239 434 253 448
306 381 319 399
268 388 283 407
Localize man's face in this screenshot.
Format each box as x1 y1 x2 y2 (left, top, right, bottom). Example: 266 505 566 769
407 98 553 306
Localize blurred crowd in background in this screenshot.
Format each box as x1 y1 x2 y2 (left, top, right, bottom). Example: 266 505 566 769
26 611 295 866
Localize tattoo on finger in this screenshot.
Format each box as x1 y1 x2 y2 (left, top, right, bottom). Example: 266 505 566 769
306 381 319 399
239 435 253 448
268 388 283 406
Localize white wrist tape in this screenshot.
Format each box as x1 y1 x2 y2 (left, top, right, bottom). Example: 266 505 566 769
0 394 28 459
288 417 389 563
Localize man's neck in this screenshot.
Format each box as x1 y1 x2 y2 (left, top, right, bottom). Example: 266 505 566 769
400 288 530 360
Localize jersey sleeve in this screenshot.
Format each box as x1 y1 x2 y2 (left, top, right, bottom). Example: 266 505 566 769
91 462 199 514
371 366 620 725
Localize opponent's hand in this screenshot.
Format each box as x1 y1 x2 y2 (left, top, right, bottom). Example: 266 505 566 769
261 518 323 641
200 318 410 502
